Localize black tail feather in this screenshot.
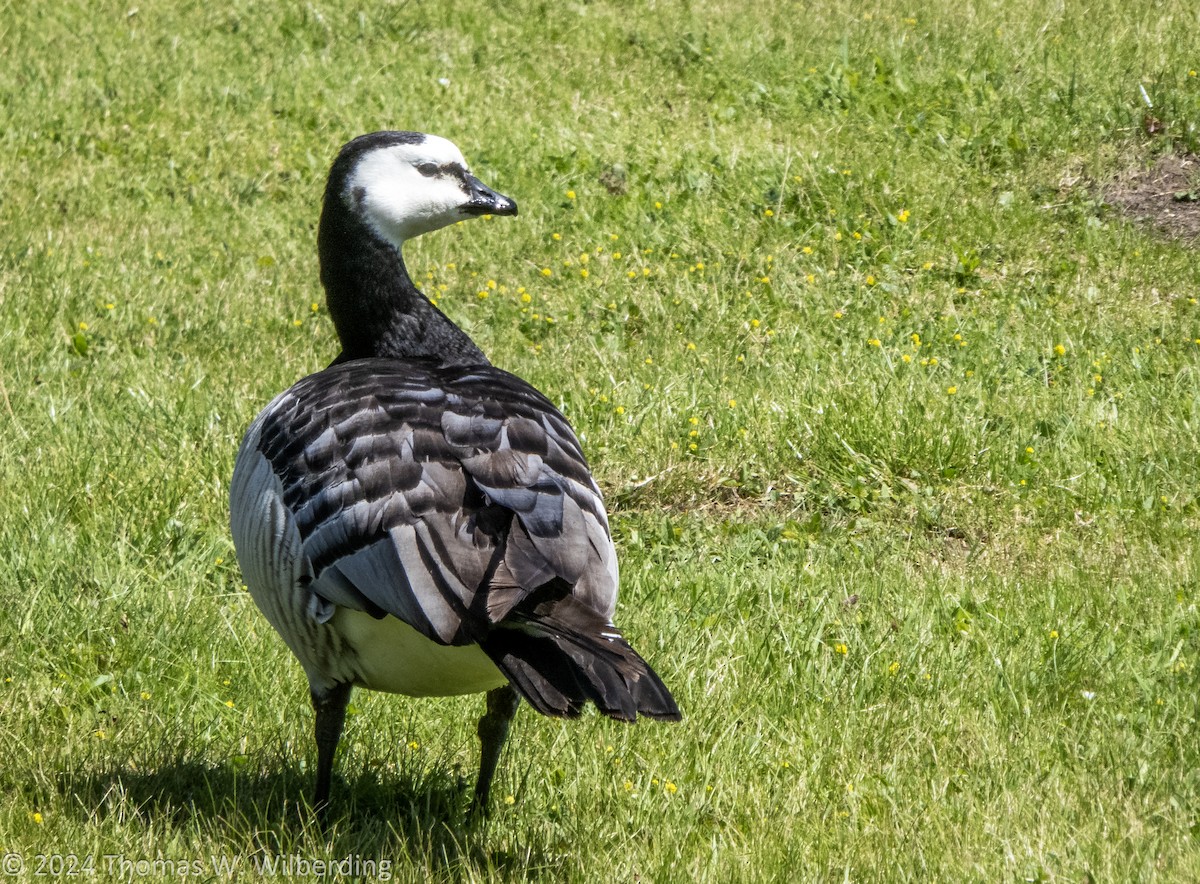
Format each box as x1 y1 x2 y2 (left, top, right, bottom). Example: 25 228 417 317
480 595 681 722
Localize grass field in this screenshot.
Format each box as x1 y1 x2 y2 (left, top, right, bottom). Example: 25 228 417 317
2 0 1200 880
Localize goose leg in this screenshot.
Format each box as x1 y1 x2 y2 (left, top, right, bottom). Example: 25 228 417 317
470 684 520 816
311 681 353 822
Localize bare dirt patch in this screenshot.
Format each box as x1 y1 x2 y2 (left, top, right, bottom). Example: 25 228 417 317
1105 152 1200 241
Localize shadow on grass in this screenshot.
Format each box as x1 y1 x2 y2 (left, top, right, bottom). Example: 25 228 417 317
61 752 547 876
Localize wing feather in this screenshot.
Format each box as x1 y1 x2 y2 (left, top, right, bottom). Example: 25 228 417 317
248 358 618 647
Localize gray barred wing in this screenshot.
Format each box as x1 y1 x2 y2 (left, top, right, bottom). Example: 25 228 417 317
251 358 618 646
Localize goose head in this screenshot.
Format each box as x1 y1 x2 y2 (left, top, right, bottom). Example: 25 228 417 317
325 131 518 249
317 131 518 364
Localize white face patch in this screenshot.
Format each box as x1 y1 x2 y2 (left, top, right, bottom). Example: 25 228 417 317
345 135 475 247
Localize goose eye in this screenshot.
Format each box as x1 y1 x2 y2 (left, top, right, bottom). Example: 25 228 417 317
416 162 440 177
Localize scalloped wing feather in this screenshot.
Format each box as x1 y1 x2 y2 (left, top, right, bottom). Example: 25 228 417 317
246 359 618 646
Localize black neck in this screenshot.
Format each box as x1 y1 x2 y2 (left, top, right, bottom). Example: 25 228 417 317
317 200 489 367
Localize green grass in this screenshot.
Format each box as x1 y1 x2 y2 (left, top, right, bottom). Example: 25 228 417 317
2 0 1200 879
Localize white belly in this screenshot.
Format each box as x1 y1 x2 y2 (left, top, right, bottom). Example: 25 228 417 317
335 608 507 697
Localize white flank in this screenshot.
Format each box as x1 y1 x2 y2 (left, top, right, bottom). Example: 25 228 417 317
230 418 345 685
334 608 506 697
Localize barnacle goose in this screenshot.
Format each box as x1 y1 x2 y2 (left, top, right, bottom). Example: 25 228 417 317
229 131 680 818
